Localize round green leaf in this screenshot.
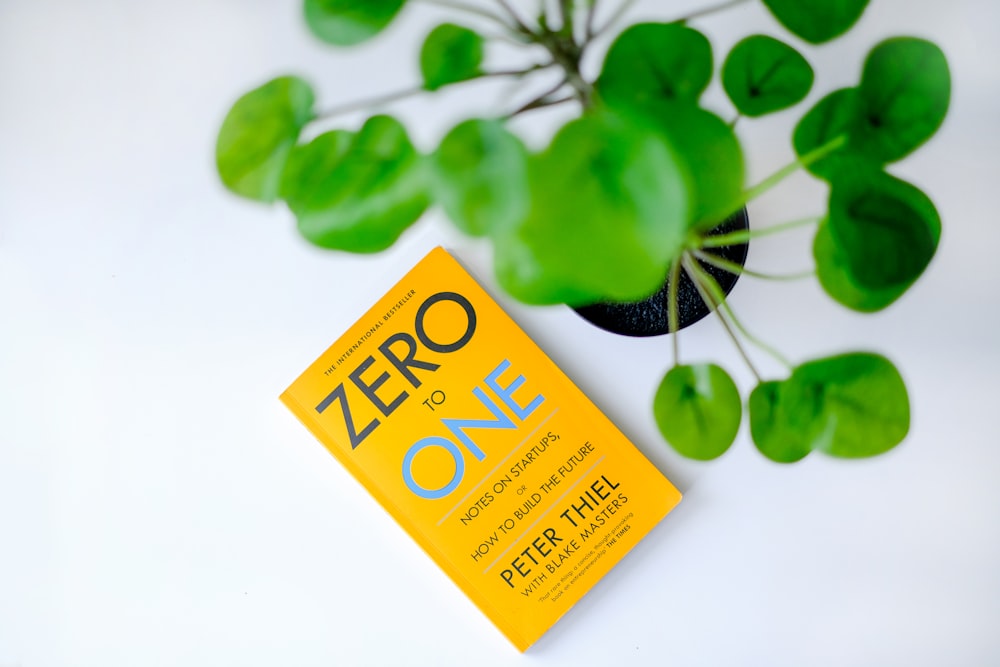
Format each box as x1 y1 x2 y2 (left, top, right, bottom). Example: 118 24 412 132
280 116 429 253
216 76 315 203
854 37 951 163
826 169 941 290
748 381 812 463
814 220 904 313
660 105 744 228
304 0 406 46
749 353 909 461
494 111 691 305
722 35 814 117
597 23 713 110
610 101 744 230
795 39 951 180
654 364 742 461
793 87 869 180
762 0 870 44
431 119 529 237
793 353 910 458
420 24 484 91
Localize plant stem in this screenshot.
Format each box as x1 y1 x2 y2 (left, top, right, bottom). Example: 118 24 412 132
584 0 600 39
593 0 636 38
507 93 575 117
700 216 821 248
558 0 574 34
693 249 815 282
315 65 553 121
314 85 426 120
683 254 762 382
686 257 793 370
738 135 847 206
505 74 573 117
668 259 681 366
495 0 536 33
416 0 518 32
675 0 752 23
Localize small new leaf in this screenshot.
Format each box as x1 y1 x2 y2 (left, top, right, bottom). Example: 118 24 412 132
216 76 315 203
654 364 742 461
420 24 484 91
722 35 814 117
280 116 429 253
762 0 870 44
597 23 713 110
304 0 407 46
432 119 529 237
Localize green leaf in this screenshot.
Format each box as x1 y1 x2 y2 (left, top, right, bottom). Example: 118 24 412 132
793 87 869 180
794 353 910 458
815 170 940 310
658 105 745 228
432 119 529 237
749 353 909 461
795 38 951 180
216 76 315 203
280 116 429 253
304 0 407 46
749 381 812 463
828 170 941 289
597 23 713 109
854 37 951 163
722 35 814 117
814 221 897 313
654 364 742 461
762 0 870 44
494 110 691 305
595 100 743 230
420 24 484 91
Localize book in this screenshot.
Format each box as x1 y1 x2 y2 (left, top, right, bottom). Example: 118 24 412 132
280 247 682 651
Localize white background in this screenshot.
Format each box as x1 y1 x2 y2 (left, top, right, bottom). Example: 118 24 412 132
2 1 999 665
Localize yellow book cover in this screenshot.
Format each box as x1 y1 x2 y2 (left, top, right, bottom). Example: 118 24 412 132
280 247 682 651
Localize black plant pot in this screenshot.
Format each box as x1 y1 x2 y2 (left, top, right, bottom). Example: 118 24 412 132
574 208 749 336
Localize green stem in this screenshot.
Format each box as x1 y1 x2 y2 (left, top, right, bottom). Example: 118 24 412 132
693 249 815 282
558 0 574 34
683 254 762 382
675 0 752 23
314 64 552 120
495 0 535 33
507 93 575 117
700 216 820 248
314 85 425 120
686 257 793 370
594 0 636 38
504 75 572 117
416 0 517 31
584 0 600 39
668 259 681 366
738 134 847 207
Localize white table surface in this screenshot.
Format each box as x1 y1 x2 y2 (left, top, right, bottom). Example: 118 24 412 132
2 1 999 665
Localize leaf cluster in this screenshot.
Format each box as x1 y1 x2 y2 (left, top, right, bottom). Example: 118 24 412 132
216 0 950 464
